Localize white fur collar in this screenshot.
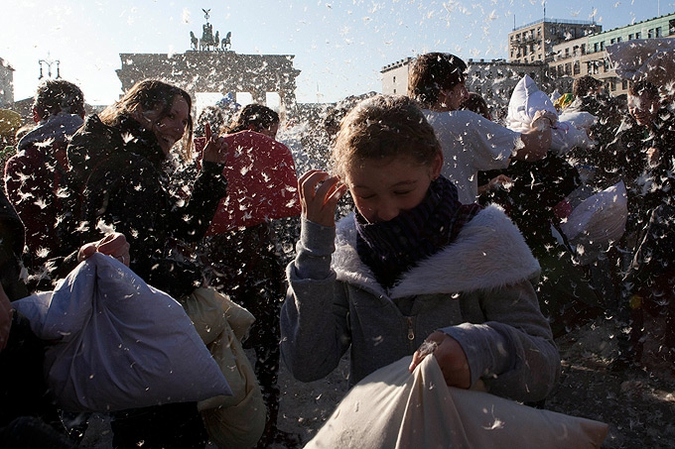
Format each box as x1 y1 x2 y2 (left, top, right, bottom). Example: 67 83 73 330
333 205 540 298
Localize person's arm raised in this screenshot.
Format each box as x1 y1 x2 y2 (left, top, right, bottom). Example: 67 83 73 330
201 122 229 164
298 170 347 228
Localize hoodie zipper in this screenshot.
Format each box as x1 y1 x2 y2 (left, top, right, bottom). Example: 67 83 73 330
406 317 415 341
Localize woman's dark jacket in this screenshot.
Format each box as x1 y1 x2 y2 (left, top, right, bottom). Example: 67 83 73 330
0 190 58 428
62 114 227 299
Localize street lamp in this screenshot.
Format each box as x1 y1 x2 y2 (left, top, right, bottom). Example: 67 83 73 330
38 54 61 80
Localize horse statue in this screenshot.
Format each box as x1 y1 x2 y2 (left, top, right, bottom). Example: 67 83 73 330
221 32 232 51
189 31 198 51
200 22 216 51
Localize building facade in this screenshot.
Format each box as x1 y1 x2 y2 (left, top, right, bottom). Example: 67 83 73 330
380 57 414 96
382 12 675 107
0 58 14 109
508 19 601 64
551 12 675 96
116 51 301 113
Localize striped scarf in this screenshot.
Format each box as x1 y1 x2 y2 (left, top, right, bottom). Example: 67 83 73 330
355 176 483 290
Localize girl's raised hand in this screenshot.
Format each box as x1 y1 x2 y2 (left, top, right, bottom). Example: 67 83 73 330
202 122 229 164
298 170 347 227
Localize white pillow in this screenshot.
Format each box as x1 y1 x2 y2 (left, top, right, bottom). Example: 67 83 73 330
306 355 608 449
559 111 598 130
550 121 595 155
14 253 232 412
561 181 628 243
507 75 594 153
506 74 558 130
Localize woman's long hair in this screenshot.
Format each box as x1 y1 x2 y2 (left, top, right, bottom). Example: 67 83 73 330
99 79 194 160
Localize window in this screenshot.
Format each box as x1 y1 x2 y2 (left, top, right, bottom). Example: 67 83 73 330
600 41 605 50
622 79 628 90
656 27 661 38
648 29 654 38
629 33 634 40
573 61 580 75
617 36 622 42
594 42 599 52
636 31 642 39
670 19 675 35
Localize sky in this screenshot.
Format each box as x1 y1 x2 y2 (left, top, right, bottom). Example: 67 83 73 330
0 0 670 106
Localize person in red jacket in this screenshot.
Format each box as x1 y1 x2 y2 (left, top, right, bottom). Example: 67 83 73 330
198 104 301 448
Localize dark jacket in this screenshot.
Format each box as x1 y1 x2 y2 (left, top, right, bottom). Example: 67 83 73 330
620 106 675 287
0 190 29 302
565 94 626 188
611 107 675 227
0 190 58 429
63 114 227 299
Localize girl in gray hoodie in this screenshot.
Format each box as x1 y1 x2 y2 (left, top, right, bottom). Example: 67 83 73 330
280 94 560 404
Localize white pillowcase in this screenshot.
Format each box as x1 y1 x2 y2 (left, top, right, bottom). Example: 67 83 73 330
306 355 608 449
14 253 231 412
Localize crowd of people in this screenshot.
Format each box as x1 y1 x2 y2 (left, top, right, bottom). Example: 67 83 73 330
0 48 673 448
